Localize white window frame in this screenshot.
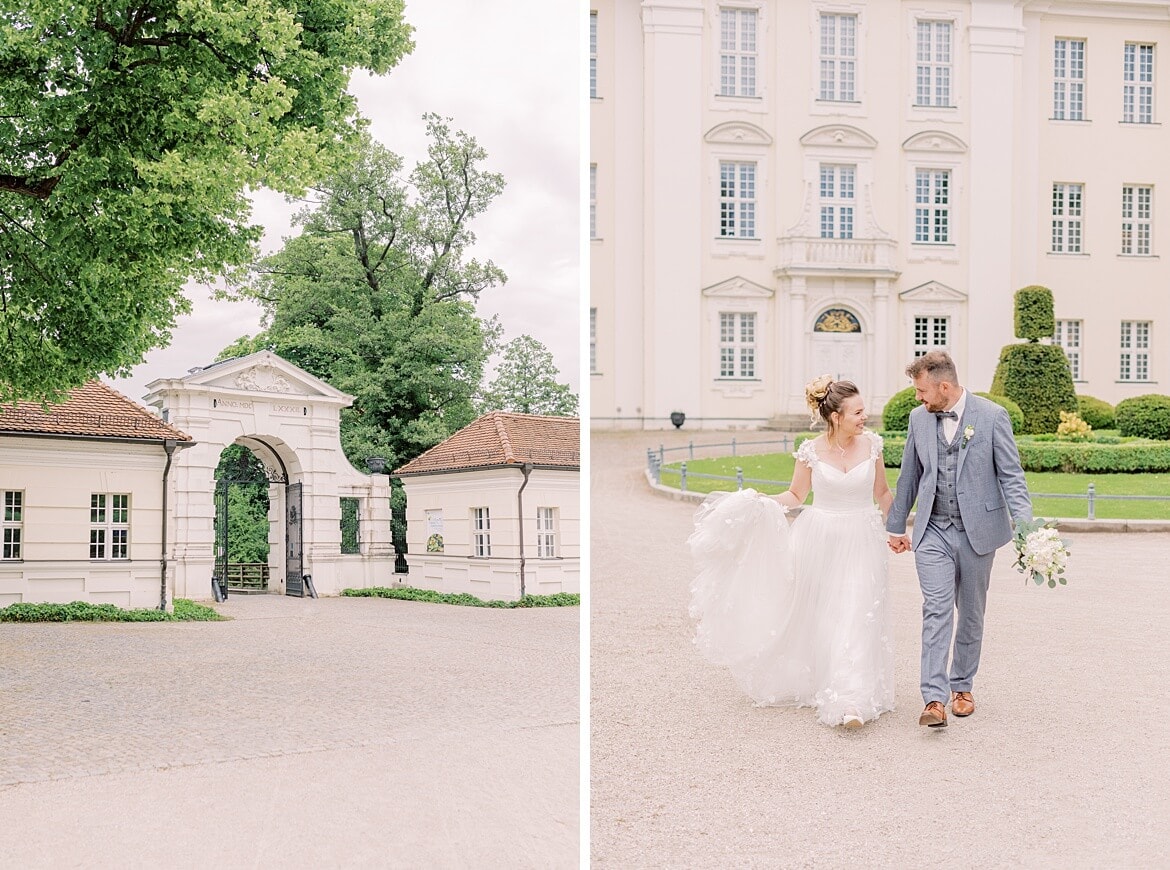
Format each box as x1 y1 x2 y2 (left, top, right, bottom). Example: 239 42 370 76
914 168 951 244
1119 320 1151 382
589 11 598 99
1123 42 1155 124
90 493 129 561
718 311 757 380
818 12 857 102
1051 183 1084 254
718 160 757 239
471 507 491 557
719 7 758 98
913 315 950 358
589 307 598 374
1121 184 1153 256
536 507 557 559
1053 38 1086 121
589 163 597 240
818 163 855 239
1055 319 1083 380
914 20 953 108
2 490 23 561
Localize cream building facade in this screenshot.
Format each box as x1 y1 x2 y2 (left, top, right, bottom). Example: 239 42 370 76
590 0 1170 429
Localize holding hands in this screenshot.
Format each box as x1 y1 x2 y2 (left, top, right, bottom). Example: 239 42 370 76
888 534 911 554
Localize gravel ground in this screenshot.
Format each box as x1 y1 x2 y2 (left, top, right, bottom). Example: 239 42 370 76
590 429 1170 868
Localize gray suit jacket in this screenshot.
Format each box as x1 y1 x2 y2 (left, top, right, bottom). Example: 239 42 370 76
886 392 1033 555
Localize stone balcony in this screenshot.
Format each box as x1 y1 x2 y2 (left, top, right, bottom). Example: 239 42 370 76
774 236 900 278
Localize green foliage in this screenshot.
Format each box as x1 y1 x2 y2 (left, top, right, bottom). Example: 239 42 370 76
1077 395 1116 430
990 343 1078 434
1014 285 1056 342
342 586 580 608
974 393 1025 434
224 123 506 470
0 1 413 401
214 445 270 563
0 599 224 622
340 497 360 554
881 387 919 431
1014 438 1170 473
1115 394 1170 440
480 335 578 416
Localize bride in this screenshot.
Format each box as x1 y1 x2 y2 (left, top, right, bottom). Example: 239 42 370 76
688 376 895 728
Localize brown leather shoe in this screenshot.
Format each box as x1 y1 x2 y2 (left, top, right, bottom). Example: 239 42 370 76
919 701 947 728
951 691 974 717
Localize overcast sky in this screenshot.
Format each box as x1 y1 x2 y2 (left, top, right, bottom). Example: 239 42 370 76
115 0 582 404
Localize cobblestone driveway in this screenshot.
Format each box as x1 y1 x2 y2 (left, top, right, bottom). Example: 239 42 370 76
0 595 578 868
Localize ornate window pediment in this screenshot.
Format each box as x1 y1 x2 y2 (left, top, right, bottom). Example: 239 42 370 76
704 121 773 146
899 280 967 303
901 130 968 154
799 124 878 149
701 276 774 298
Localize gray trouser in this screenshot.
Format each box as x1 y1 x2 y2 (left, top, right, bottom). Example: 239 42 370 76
915 520 996 704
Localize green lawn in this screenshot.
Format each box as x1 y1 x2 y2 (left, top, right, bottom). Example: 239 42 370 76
659 454 1170 520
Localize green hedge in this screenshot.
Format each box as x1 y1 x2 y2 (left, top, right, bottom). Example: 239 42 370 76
1115 394 1170 440
1014 285 1056 341
990 343 1078 434
342 586 580 608
869 435 1170 473
0 598 223 622
975 392 1024 434
1077 395 1115 430
882 386 919 431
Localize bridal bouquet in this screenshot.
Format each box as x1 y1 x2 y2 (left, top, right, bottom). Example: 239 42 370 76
1013 519 1070 588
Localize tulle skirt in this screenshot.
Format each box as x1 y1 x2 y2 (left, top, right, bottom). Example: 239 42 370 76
689 490 895 726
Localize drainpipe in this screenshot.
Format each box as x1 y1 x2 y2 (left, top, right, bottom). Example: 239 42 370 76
159 439 178 611
516 462 533 599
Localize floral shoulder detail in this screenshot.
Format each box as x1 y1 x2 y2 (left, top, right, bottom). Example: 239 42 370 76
794 438 820 468
866 430 884 461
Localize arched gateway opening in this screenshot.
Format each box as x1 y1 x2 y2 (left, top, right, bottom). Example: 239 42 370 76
144 351 394 602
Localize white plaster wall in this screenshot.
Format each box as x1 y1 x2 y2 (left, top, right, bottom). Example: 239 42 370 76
401 467 580 601
0 437 171 609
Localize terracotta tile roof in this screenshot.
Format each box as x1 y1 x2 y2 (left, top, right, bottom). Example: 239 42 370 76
0 381 192 442
394 412 579 475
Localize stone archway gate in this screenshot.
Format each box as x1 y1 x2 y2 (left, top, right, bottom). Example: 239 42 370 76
143 351 394 602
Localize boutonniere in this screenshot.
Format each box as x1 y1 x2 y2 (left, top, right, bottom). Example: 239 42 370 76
961 424 975 449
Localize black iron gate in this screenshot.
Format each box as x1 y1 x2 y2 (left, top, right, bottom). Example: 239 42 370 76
213 480 230 601
286 482 304 597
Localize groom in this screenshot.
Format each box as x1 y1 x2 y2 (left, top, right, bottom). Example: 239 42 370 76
886 351 1032 728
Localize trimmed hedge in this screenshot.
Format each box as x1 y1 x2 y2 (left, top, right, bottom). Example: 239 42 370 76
0 598 224 622
990 342 1078 434
876 435 1170 473
882 386 919 431
342 586 580 608
975 392 1025 434
1014 285 1056 341
1077 395 1115 430
1115 394 1170 440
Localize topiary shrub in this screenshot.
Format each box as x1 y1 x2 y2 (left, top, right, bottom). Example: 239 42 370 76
1077 395 1115 430
1115 394 1170 440
1056 410 1092 441
974 392 1025 434
989 343 1078 434
1014 285 1056 341
881 386 918 431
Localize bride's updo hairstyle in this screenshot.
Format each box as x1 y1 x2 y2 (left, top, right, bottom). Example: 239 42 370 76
804 375 861 430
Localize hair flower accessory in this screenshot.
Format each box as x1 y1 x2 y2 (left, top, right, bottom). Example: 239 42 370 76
961 424 975 449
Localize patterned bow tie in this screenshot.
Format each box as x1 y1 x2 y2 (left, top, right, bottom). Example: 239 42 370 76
935 411 958 420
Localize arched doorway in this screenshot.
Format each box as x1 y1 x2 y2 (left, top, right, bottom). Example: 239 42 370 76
810 307 866 386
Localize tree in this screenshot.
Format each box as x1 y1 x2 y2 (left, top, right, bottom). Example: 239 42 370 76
480 335 578 416
213 444 270 564
0 1 413 402
224 119 507 470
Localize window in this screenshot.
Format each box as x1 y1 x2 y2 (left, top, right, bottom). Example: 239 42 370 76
2 491 22 560
719 8 757 97
1121 185 1153 255
818 13 856 102
914 169 950 243
719 161 756 238
340 497 360 554
915 21 952 107
913 316 949 358
1051 183 1084 253
589 164 597 239
90 493 129 560
472 507 491 557
819 164 855 239
590 307 597 373
719 312 756 379
1120 321 1150 381
1055 319 1082 380
1123 43 1154 123
1053 39 1086 120
536 507 557 558
589 12 598 99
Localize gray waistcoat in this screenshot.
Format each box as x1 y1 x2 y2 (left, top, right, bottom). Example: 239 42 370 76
930 419 965 530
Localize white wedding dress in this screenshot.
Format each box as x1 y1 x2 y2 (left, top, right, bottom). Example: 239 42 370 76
688 431 895 726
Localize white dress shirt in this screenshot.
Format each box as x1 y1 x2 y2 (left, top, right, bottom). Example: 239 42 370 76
940 388 967 444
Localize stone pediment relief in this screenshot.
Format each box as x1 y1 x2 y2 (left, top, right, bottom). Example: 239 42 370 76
182 350 353 403
704 121 773 146
702 276 774 298
901 130 968 154
799 124 878 150
899 280 968 303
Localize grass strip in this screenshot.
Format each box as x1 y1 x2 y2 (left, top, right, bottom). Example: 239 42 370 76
342 586 580 608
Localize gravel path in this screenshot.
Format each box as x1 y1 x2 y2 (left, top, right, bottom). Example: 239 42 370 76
590 429 1170 868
